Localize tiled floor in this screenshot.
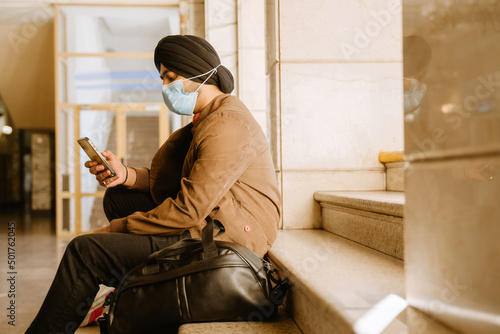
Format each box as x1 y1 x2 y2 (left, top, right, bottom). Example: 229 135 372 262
0 205 71 334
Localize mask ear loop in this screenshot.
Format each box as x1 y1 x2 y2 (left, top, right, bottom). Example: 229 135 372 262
193 64 222 92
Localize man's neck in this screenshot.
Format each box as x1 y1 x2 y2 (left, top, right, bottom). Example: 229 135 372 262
195 85 225 113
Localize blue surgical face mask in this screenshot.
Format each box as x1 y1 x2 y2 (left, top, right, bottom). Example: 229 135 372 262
161 65 221 116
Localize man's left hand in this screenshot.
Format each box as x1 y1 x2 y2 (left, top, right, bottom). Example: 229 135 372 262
92 225 112 233
110 218 128 233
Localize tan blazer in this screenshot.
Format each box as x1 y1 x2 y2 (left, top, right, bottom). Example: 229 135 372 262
125 94 280 257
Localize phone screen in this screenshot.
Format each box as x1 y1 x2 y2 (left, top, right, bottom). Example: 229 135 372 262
77 137 116 177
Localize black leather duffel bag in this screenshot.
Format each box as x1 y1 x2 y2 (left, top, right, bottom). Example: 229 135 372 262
98 218 288 334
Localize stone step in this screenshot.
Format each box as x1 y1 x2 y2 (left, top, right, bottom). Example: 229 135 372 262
379 151 405 192
178 307 302 333
314 191 405 260
267 229 455 334
76 306 301 333
385 160 405 192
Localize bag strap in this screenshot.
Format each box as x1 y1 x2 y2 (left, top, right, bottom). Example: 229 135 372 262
201 217 225 259
143 217 225 274
264 256 290 308
98 313 110 334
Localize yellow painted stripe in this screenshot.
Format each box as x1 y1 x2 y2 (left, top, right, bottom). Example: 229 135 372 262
379 151 405 163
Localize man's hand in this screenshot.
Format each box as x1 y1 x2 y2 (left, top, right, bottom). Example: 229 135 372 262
92 225 111 233
84 150 127 188
110 218 128 233
91 218 127 234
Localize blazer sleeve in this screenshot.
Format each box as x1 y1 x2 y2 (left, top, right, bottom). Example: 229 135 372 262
124 114 256 235
127 167 150 192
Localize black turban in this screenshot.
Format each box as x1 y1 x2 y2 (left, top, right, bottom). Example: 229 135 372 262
154 35 234 94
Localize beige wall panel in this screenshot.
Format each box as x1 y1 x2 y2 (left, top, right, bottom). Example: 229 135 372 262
0 16 55 130
280 62 403 171
279 0 402 61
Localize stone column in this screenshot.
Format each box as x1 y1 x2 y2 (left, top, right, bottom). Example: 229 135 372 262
237 0 267 132
204 0 268 132
180 0 205 37
205 0 239 95
403 1 500 332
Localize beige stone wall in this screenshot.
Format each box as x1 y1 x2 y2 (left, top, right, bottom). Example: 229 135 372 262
0 5 55 130
266 0 404 229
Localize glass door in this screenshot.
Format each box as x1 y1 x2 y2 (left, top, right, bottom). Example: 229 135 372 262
54 4 181 235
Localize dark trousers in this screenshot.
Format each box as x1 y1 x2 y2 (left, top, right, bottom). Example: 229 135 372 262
26 187 190 334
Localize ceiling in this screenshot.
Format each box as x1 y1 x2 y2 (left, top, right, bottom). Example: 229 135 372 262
0 4 179 36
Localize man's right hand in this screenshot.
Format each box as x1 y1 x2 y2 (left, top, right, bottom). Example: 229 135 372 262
84 150 127 188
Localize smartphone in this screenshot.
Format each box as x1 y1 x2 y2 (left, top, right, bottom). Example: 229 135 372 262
77 137 116 177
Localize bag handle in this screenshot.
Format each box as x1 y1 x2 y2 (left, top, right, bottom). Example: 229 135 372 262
143 217 225 274
201 217 225 259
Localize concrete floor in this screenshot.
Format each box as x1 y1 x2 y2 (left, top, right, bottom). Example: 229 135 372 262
0 205 72 334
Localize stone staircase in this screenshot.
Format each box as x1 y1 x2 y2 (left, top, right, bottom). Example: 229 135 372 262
314 190 404 260
258 151 455 333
